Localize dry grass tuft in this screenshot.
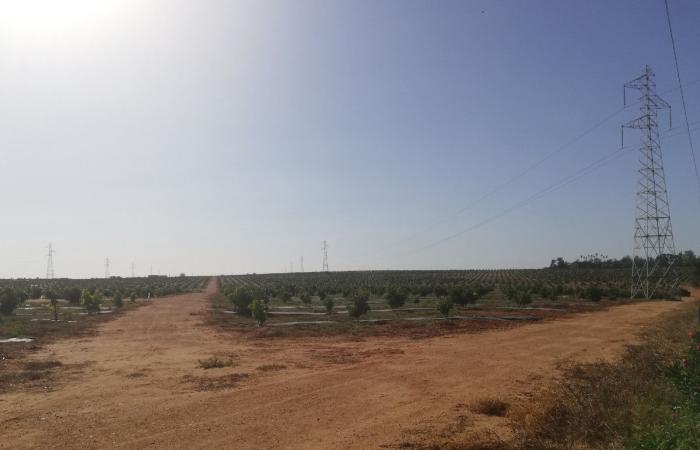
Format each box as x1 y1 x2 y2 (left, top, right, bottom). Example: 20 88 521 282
197 356 235 369
125 371 147 378
0 358 64 392
23 360 63 371
183 373 249 391
256 363 287 372
470 399 509 417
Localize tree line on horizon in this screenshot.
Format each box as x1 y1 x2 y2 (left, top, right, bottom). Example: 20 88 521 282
549 250 699 270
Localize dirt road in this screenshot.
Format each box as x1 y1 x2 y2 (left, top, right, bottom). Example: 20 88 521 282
1 279 696 449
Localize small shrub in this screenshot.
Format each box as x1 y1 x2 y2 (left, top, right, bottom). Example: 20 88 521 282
437 298 453 318
129 292 137 303
113 293 123 308
0 288 21 316
300 292 312 304
250 299 267 326
280 291 292 304
515 291 532 306
585 286 604 302
347 290 370 318
63 287 82 305
228 287 253 316
29 285 43 300
45 288 59 321
81 289 102 314
323 297 335 313
448 285 476 305
503 285 532 306
539 286 553 300
606 286 622 300
198 356 234 369
434 285 448 298
385 286 408 308
418 285 431 297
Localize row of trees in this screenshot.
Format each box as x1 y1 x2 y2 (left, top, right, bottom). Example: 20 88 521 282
222 263 700 328
225 286 374 326
501 281 632 303
222 282 493 308
550 250 699 270
222 266 687 302
0 277 195 318
2 276 208 304
223 283 495 326
225 283 492 309
0 286 140 319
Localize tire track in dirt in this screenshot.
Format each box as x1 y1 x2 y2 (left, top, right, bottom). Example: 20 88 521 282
0 278 696 449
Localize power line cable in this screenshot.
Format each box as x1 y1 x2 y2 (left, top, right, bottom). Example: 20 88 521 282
381 79 700 255
400 120 693 258
383 105 628 251
401 146 636 257
362 79 700 269
665 0 700 202
663 121 700 140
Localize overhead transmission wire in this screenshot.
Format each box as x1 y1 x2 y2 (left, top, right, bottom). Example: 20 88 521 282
400 122 694 258
400 145 637 257
382 105 628 251
665 0 700 203
360 80 700 269
381 79 700 256
664 119 700 140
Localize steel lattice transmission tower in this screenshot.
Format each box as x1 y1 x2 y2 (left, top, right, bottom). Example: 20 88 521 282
623 65 678 299
105 257 111 278
322 240 329 272
45 243 55 279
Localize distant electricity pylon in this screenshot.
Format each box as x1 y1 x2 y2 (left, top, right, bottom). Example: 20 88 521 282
300 256 304 272
104 257 111 278
623 65 678 299
322 240 329 272
45 243 55 279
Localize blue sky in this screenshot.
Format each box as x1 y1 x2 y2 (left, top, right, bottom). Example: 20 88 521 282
0 0 698 277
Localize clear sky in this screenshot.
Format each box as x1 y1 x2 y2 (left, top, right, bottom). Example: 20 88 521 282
0 0 699 277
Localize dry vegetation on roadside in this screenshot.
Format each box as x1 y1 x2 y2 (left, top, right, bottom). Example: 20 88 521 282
504 298 700 449
400 297 700 449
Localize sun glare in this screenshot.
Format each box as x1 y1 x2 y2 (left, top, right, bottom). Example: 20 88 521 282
0 0 132 42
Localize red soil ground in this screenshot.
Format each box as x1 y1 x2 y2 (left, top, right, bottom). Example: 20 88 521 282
1 278 696 449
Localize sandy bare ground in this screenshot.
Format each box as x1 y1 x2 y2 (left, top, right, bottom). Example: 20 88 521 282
1 278 697 449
